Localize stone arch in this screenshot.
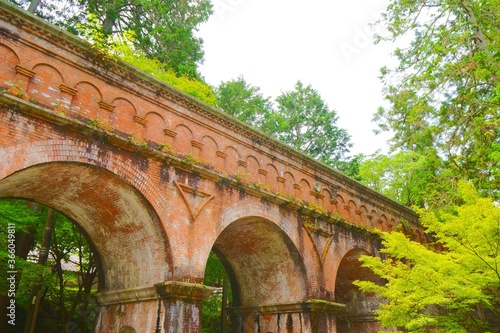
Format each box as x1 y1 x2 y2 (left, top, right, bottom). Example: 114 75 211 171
0 141 173 291
27 63 64 108
0 43 19 88
378 213 389 231
118 327 137 333
388 218 396 231
211 217 309 307
200 135 218 167
347 199 357 223
281 171 294 197
358 205 369 227
299 178 311 201
335 248 384 332
71 81 102 120
173 123 194 156
143 111 166 144
335 194 348 219
224 146 240 177
266 163 279 192
0 162 171 291
246 155 260 184
369 209 378 228
110 97 136 136
321 188 333 211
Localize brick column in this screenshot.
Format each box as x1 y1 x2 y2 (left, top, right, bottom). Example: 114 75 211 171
7 65 35 100
55 84 77 115
94 286 161 333
156 281 216 333
95 282 216 333
276 176 285 193
98 100 116 125
155 281 216 333
216 150 227 173
191 140 203 159
231 299 345 333
132 116 147 140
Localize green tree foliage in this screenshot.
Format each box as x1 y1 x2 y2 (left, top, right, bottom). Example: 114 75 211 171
77 16 217 106
273 81 352 170
0 200 97 332
215 76 273 130
11 0 213 78
359 150 451 207
85 0 212 78
215 78 357 176
113 37 217 106
373 0 500 200
355 182 500 332
202 251 231 333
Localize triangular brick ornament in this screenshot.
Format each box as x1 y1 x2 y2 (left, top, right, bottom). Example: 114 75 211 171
174 182 214 221
304 224 334 267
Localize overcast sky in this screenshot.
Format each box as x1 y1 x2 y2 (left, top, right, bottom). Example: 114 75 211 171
197 0 397 156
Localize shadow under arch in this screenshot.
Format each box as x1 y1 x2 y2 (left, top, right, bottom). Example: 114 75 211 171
335 248 384 332
0 161 173 291
209 216 309 331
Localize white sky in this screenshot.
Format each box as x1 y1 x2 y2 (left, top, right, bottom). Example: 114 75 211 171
197 0 397 156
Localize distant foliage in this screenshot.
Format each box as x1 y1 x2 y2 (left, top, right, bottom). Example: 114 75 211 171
216 78 356 175
215 76 273 129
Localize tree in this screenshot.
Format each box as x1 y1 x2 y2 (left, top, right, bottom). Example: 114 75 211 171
355 182 500 332
0 200 46 332
202 251 231 333
215 78 360 177
272 80 352 170
111 37 217 105
0 200 97 332
373 0 500 201
85 0 213 78
359 149 450 207
215 76 273 130
10 0 213 78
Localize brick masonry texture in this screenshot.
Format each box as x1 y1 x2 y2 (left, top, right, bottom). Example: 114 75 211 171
0 2 427 332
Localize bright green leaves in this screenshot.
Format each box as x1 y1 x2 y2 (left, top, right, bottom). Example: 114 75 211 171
356 182 500 332
76 17 217 106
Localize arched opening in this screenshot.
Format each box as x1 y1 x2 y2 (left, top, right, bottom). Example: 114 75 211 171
202 217 308 332
202 251 232 332
0 162 172 332
0 199 100 332
335 249 384 333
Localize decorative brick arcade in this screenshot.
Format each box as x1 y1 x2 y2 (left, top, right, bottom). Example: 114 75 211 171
0 2 424 332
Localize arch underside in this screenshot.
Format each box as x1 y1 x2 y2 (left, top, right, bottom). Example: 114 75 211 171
213 217 309 307
0 162 172 291
335 248 384 330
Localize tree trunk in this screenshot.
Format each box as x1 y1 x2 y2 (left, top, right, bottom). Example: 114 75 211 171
27 0 42 13
23 208 57 333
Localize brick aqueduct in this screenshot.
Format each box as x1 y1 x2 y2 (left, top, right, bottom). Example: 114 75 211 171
0 2 423 332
